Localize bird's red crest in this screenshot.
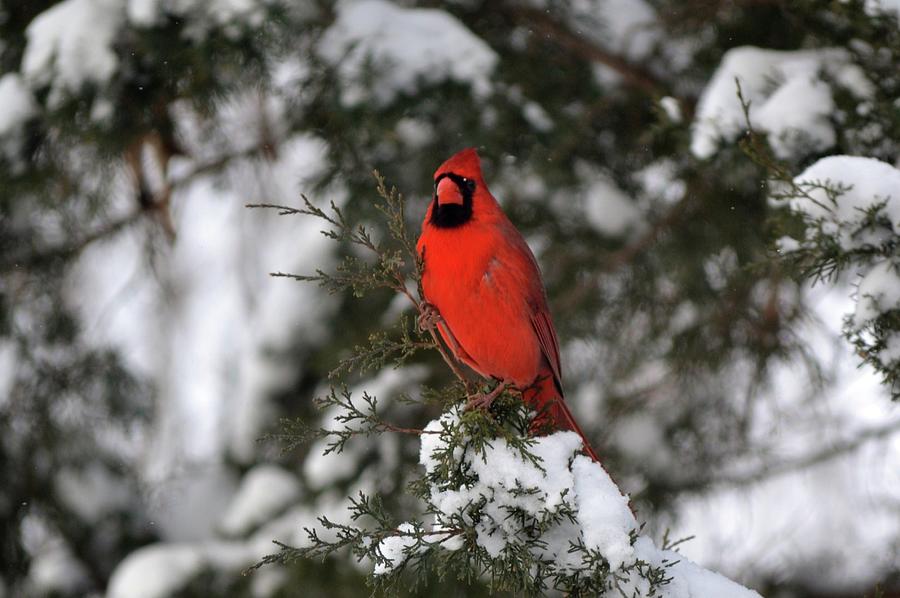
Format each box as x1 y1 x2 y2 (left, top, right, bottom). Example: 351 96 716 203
434 147 483 182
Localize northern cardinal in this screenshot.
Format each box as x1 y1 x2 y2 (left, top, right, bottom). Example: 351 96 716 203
417 148 600 462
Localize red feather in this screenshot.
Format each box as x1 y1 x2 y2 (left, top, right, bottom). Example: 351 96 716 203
418 148 599 462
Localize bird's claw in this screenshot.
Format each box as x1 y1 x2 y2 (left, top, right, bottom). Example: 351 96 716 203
466 381 509 412
418 302 442 332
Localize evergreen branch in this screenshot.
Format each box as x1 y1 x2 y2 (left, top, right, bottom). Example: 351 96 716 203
253 174 474 387
330 314 431 378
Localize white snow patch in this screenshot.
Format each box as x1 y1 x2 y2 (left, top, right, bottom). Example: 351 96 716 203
413 406 761 595
784 155 900 253
147 465 239 542
582 173 642 237
611 412 674 473
704 247 738 292
27 542 89 596
318 0 498 107
394 117 434 148
571 455 635 570
574 0 657 63
880 331 900 362
523 101 554 132
22 0 123 105
220 464 301 537
635 159 686 204
752 75 835 159
373 522 419 575
691 46 872 159
126 0 160 25
126 0 265 31
583 0 658 86
0 73 37 165
854 260 900 327
0 342 16 409
106 544 205 598
54 465 132 524
660 96 682 123
631 537 762 598
865 0 900 23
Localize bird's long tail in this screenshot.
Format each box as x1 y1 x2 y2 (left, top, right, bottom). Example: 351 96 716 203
523 373 600 463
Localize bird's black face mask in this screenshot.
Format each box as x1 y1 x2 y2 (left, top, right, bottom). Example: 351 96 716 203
431 172 475 228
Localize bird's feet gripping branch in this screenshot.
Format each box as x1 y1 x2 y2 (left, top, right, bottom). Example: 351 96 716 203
416 301 443 333
466 380 509 412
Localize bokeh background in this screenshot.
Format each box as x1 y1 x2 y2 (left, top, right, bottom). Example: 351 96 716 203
1 0 899 596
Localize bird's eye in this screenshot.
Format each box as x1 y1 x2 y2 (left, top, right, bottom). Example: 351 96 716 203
465 178 476 192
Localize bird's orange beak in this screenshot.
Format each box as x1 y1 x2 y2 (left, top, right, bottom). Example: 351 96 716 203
436 177 464 206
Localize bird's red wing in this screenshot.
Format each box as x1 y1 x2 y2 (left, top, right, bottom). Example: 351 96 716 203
531 308 562 389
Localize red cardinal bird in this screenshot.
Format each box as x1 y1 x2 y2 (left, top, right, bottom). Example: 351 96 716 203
417 148 599 462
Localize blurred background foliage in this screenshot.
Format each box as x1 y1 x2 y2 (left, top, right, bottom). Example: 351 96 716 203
1 0 899 596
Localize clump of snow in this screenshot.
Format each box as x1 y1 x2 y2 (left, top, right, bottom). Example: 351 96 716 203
126 0 160 24
409 406 761 595
629 537 762 598
126 0 265 34
564 162 642 237
853 261 900 327
424 409 635 568
752 76 835 159
220 464 301 537
523 101 554 132
394 117 434 149
581 0 658 87
634 159 686 205
21 0 269 108
865 0 900 24
0 343 17 409
660 96 682 123
106 544 205 598
147 465 239 542
611 412 675 474
54 465 132 524
21 0 123 105
785 155 900 253
27 541 89 596
574 0 657 63
571 456 635 569
582 173 643 237
704 247 739 292
691 46 873 159
373 522 419 575
318 0 498 107
595 0 658 61
0 73 37 165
